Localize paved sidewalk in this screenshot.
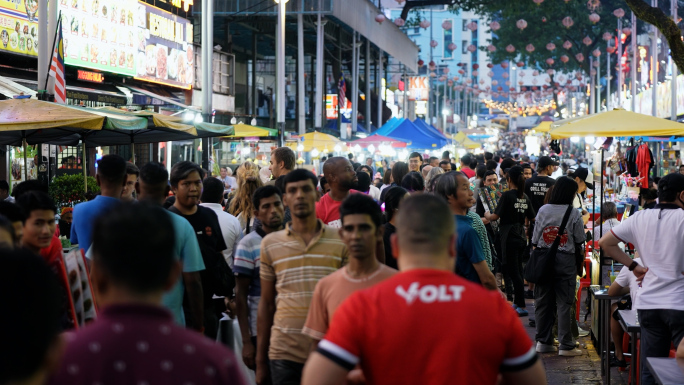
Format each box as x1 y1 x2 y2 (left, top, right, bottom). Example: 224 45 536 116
519 292 631 384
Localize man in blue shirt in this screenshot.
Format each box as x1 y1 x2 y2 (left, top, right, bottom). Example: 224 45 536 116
135 162 205 332
434 171 498 290
71 154 127 252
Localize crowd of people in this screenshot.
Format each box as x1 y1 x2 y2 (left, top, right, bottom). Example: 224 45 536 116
0 142 683 385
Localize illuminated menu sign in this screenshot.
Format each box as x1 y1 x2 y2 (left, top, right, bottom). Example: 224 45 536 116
59 0 193 88
77 69 104 83
0 0 39 57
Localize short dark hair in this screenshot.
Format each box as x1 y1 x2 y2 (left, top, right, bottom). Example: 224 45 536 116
493 155 501 163
11 180 47 198
428 156 438 163
140 162 169 186
282 169 318 191
643 188 659 201
484 152 493 161
475 165 487 179
253 185 282 210
348 153 354 160
409 152 422 160
461 153 473 165
391 161 409 185
0 249 62 384
0 180 8 191
500 158 517 171
339 193 382 229
601 202 618 220
442 150 451 159
356 165 373 175
680 165 684 170
547 176 578 205
401 171 424 192
521 163 532 171
356 171 372 193
384 186 408 222
396 194 455 255
273 147 296 171
92 203 175 294
485 160 497 171
200 177 225 204
0 201 25 223
97 154 127 186
170 161 204 187
16 191 56 216
125 162 140 177
439 160 450 167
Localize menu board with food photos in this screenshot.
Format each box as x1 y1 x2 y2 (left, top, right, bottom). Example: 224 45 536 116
133 3 193 89
0 0 40 57
60 0 138 76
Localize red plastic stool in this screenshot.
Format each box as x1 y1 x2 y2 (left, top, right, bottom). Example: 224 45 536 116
576 259 592 321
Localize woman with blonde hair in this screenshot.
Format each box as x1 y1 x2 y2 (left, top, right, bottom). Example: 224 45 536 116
228 161 263 233
425 166 444 191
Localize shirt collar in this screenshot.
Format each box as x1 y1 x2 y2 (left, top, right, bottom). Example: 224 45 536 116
654 203 682 210
101 303 173 321
255 226 267 237
285 219 326 236
200 203 223 211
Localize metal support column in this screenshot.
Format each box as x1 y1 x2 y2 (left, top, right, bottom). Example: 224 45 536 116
672 0 678 120
377 50 383 128
617 17 623 107
276 0 286 146
651 0 658 117
607 43 611 111
631 11 637 112
297 14 305 135
351 31 358 135
365 39 371 132
252 33 258 117
37 0 48 97
314 13 325 130
201 0 213 169
590 57 595 114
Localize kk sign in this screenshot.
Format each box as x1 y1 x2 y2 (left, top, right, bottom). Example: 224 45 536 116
408 76 429 101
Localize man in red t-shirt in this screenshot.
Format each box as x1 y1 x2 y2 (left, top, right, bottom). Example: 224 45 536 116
315 157 358 228
302 195 546 385
460 153 476 179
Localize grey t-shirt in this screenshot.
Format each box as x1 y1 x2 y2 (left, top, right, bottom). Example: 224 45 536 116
531 204 585 253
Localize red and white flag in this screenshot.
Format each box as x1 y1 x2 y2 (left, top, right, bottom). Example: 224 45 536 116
48 16 65 104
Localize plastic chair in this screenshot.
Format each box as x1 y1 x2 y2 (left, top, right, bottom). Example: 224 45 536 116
619 333 631 373
576 259 592 321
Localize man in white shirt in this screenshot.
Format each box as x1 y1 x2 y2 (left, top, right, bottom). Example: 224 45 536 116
219 167 238 192
599 173 684 385
200 177 243 268
607 257 642 368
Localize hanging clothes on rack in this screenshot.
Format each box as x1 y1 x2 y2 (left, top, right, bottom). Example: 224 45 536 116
624 138 639 177
635 143 654 184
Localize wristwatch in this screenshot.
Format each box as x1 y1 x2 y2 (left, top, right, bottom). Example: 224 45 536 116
628 261 639 271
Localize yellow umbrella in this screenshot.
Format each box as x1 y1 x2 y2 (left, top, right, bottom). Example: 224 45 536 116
0 99 104 131
532 121 552 132
228 122 278 138
550 109 684 139
299 131 343 152
453 132 481 149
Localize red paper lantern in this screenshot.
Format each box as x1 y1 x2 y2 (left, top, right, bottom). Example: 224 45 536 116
467 21 478 31
506 44 516 53
560 55 569 63
490 21 501 31
546 43 556 51
623 28 632 36
562 16 574 28
516 61 524 68
500 62 509 69
394 18 405 27
467 44 477 52
417 59 424 66
546 58 555 66
613 8 625 18
487 63 494 68
430 40 438 48
592 49 601 57
575 53 584 62
603 32 613 41
443 67 450 74
420 20 431 29
448 42 457 51
526 44 535 53
516 19 528 30
563 40 573 50
583 36 593 46
589 13 600 23
442 20 452 30
375 14 386 24
472 64 479 70
607 46 617 54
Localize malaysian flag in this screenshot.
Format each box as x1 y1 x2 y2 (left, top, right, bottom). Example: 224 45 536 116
48 16 66 104
338 74 346 110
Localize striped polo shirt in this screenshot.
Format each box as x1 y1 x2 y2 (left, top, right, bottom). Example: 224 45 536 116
260 220 348 363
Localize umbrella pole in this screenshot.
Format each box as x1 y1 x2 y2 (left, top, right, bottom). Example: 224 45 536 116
83 140 87 192
22 138 28 181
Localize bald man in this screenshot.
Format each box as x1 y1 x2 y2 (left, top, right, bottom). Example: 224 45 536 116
316 157 359 228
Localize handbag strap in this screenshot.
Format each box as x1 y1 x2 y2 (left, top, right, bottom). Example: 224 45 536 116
551 205 575 249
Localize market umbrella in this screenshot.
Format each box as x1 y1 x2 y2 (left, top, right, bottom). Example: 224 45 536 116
227 122 278 138
453 132 481 149
550 109 684 139
0 99 105 181
532 121 552 133
299 131 342 152
350 134 408 148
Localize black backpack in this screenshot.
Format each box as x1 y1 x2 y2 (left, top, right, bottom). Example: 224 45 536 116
196 241 235 298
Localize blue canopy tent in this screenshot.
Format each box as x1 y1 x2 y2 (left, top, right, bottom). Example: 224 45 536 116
412 119 452 144
325 119 369 133
375 118 447 149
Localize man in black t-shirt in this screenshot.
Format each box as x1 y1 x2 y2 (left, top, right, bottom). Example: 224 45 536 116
524 156 558 214
168 161 228 339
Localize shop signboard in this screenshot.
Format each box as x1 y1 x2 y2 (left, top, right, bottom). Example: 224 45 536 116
408 76 428 101
133 3 194 89
66 89 127 104
0 0 40 57
58 0 192 88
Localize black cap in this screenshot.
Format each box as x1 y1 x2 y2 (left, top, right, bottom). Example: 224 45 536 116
568 167 594 190
658 173 684 197
537 156 559 170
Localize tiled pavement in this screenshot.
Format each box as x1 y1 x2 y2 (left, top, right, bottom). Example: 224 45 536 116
519 291 631 384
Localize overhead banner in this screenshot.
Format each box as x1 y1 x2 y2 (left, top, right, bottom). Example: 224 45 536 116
0 0 40 57
408 76 428 101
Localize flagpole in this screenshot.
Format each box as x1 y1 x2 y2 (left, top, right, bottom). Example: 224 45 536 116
44 12 62 95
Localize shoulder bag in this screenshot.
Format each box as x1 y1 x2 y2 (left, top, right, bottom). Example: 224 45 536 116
523 205 574 285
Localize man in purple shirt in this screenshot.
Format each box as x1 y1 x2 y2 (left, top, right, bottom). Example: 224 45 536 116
49 203 246 385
